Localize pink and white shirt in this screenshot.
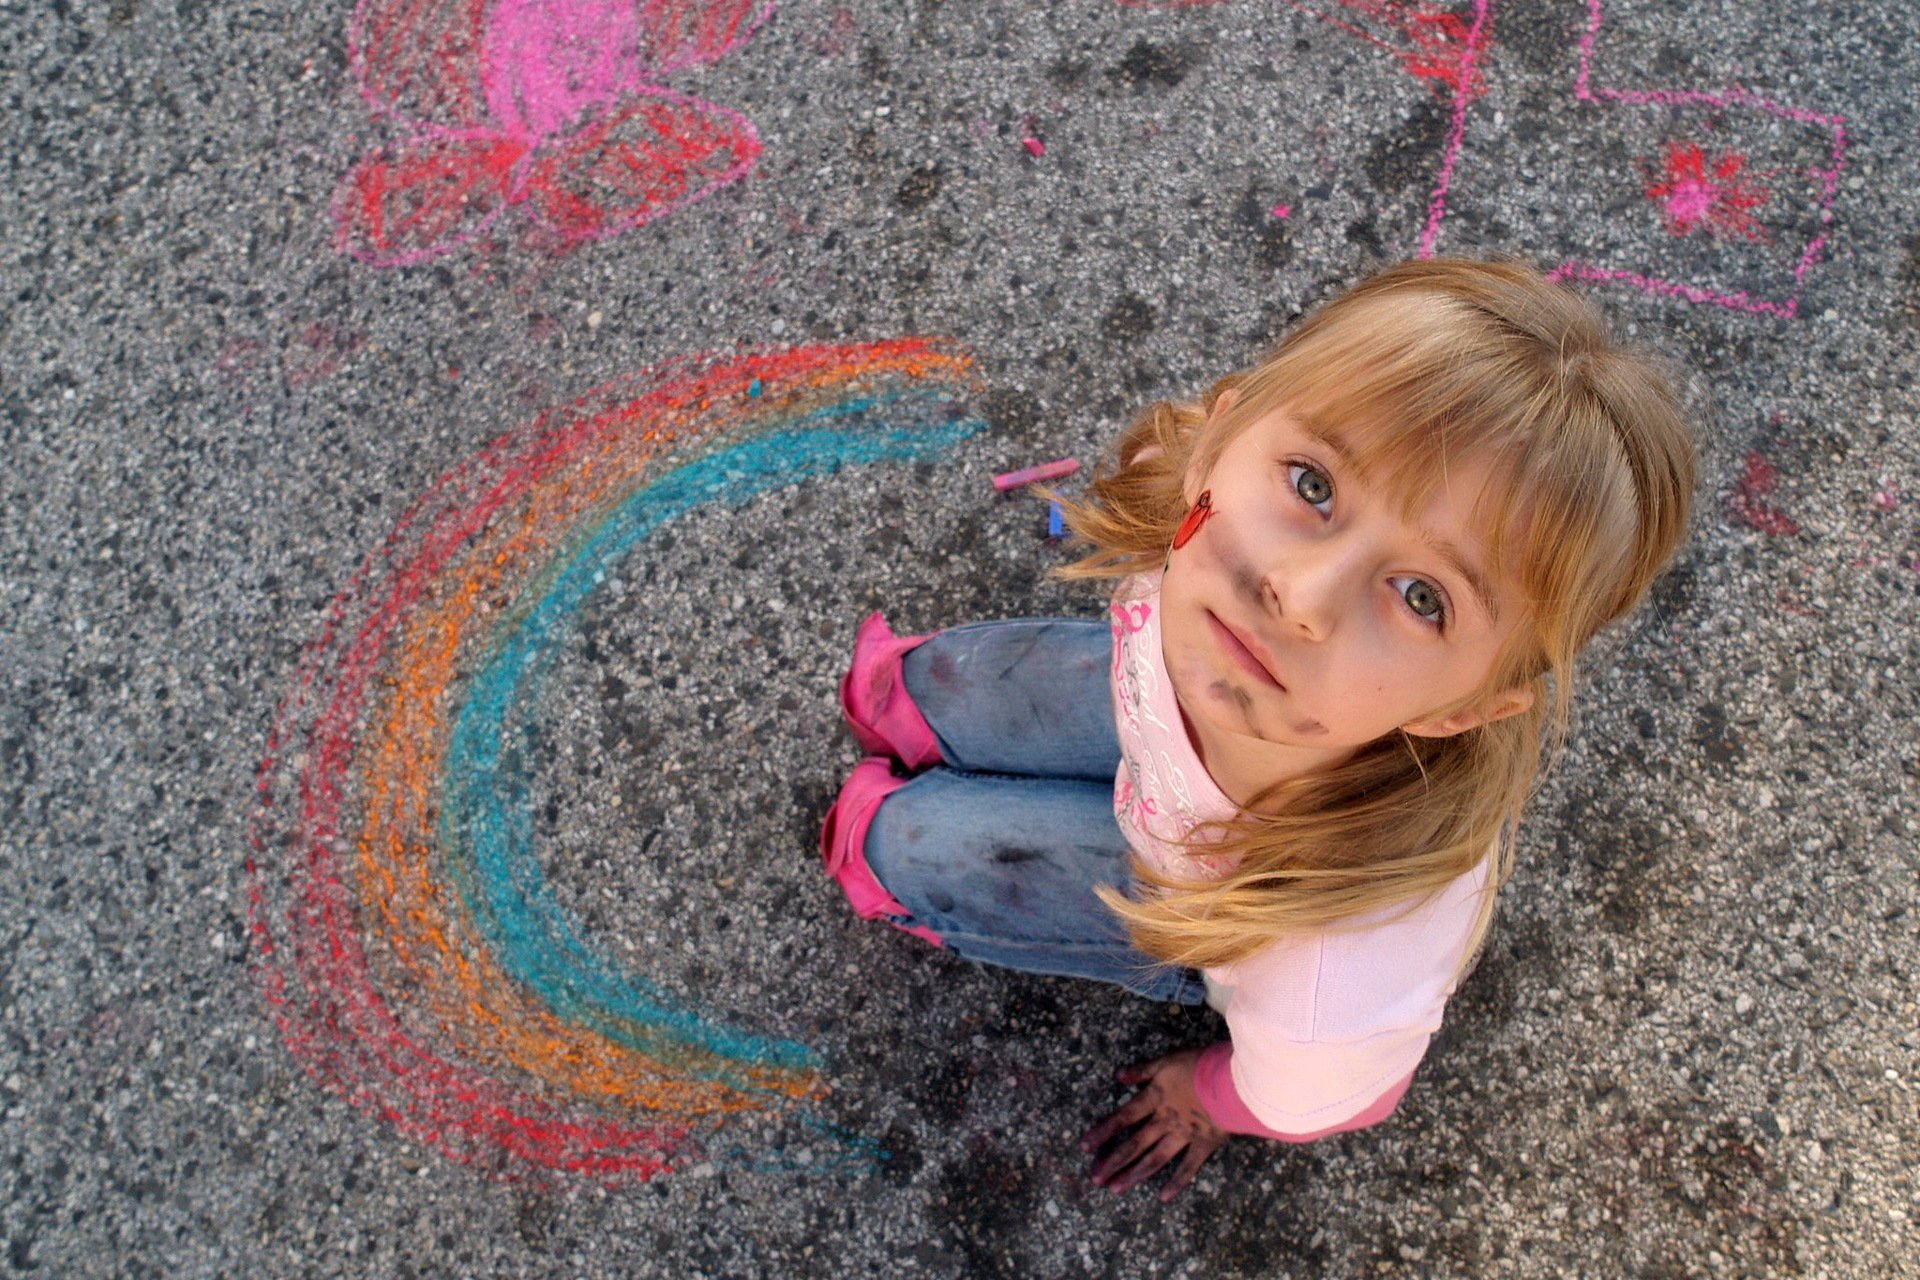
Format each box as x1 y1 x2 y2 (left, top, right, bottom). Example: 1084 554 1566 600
1108 573 1491 1140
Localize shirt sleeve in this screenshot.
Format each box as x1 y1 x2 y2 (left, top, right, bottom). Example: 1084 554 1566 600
1192 874 1487 1137
1194 1041 1413 1140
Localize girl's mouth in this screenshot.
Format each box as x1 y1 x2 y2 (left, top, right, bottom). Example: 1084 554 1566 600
1206 611 1284 689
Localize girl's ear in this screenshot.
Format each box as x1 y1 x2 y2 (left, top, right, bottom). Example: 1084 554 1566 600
1184 388 1241 504
1400 684 1536 738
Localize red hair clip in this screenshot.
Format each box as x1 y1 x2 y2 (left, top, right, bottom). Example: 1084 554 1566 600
1171 490 1214 550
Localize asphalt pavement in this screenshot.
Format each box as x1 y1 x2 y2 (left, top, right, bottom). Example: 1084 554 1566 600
2 0 1916 1276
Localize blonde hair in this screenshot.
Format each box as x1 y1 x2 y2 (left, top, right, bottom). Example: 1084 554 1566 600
1052 258 1696 971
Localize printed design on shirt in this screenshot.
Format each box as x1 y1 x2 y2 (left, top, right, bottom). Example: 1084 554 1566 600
248 340 986 1182
1109 599 1153 674
1110 592 1204 853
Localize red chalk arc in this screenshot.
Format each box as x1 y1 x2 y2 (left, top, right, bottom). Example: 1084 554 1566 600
247 340 987 1181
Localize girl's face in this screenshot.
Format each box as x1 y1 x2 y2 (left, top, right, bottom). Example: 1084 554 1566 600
1161 396 1535 785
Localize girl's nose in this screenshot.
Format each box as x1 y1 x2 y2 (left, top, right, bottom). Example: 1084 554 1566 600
1263 541 1355 641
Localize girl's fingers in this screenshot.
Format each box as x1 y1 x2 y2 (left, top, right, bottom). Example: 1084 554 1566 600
1088 1124 1159 1185
1078 1088 1158 1153
1157 1139 1218 1203
1077 1113 1122 1154
1108 1132 1186 1194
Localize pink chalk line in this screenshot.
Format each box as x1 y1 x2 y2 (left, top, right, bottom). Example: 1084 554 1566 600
1415 0 1492 259
1559 0 1849 318
1543 264 1800 321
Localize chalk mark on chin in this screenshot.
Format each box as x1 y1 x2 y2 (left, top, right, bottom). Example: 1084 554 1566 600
1207 678 1273 740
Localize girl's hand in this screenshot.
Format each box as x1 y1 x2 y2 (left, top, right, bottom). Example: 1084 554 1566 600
1078 1048 1228 1201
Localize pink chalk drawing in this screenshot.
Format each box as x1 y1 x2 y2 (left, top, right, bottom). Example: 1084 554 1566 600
332 0 774 267
1117 0 1492 258
1118 0 1487 97
1641 141 1771 243
1547 0 1848 318
1410 0 1490 257
1121 0 1847 318
1726 451 1799 536
1285 0 1489 99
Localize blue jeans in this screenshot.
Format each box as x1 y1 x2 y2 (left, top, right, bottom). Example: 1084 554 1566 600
861 618 1207 1005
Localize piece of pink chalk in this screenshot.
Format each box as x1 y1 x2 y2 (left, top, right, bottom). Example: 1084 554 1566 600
993 458 1078 491
1271 203 1291 218
1023 137 1045 157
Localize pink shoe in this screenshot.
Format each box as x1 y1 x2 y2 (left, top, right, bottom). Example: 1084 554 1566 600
837 612 944 771
819 757 944 948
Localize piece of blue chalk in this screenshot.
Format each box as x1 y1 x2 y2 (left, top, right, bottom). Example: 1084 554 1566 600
748 378 763 397
1048 501 1064 539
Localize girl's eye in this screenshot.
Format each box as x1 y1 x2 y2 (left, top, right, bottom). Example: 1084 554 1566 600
1393 576 1447 627
1288 463 1334 515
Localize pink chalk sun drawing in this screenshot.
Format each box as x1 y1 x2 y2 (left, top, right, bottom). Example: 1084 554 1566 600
1642 141 1770 243
333 0 775 267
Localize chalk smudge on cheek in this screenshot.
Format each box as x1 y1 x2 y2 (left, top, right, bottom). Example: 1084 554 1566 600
1229 557 1267 610
1173 520 1285 742
1182 500 1268 611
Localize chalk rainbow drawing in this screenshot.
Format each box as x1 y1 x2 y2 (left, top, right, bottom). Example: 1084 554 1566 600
247 340 986 1179
332 0 774 266
1547 0 1848 318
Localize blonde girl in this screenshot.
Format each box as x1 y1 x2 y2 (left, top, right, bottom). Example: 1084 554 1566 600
820 258 1695 1201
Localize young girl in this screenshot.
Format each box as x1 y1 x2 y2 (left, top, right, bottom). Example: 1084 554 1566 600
819 258 1695 1201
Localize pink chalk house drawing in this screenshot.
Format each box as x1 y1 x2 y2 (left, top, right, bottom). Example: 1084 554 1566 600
1123 1 1845 319
1548 0 1849 319
333 0 774 267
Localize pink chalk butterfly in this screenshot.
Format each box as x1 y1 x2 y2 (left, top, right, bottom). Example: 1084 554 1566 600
333 0 773 266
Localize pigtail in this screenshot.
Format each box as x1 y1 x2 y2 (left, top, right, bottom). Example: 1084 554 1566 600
1044 378 1243 583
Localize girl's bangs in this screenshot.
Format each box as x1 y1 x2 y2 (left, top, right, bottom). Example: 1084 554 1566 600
1247 292 1641 637
1262 307 1534 531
